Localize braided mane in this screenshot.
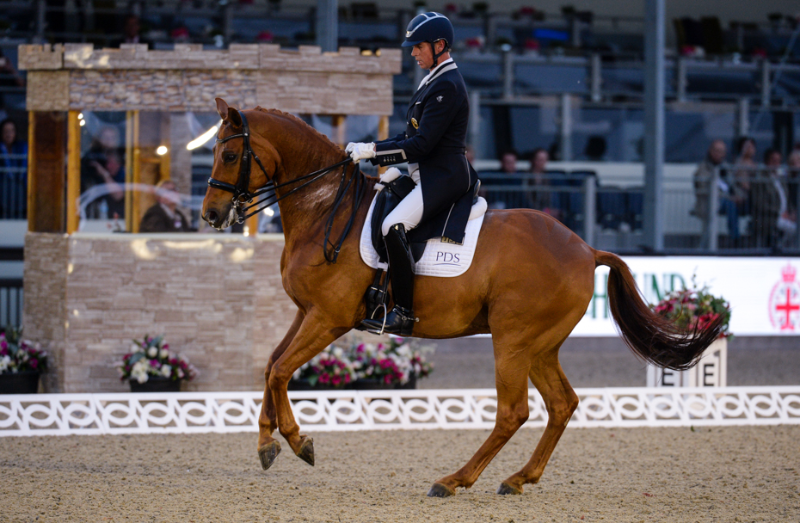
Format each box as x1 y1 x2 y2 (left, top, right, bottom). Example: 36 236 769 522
252 107 343 154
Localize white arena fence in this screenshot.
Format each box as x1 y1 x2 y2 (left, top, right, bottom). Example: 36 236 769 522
1 387 799 437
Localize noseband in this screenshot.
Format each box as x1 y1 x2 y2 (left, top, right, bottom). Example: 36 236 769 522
207 109 365 263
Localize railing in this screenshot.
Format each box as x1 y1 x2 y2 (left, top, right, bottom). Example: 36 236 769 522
694 165 800 252
0 278 23 328
0 154 27 220
2 387 799 436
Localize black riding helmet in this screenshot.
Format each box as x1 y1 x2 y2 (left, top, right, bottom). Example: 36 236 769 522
402 12 455 68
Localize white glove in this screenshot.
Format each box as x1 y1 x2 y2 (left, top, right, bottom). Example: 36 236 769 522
348 142 376 162
374 167 403 192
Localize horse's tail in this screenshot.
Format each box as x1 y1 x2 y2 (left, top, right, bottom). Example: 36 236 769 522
594 250 723 371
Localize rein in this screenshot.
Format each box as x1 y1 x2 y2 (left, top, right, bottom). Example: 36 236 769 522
208 110 366 263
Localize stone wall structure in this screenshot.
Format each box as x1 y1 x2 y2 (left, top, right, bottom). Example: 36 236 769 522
18 43 401 114
21 43 398 392
23 233 297 393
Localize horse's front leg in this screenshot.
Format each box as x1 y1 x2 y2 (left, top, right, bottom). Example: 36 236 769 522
268 312 350 466
258 309 305 471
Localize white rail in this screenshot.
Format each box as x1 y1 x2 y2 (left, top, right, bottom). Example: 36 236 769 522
1 387 798 437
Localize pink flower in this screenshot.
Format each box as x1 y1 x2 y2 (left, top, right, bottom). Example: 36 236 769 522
319 373 330 384
344 374 351 384
150 359 159 367
30 358 38 369
331 375 342 386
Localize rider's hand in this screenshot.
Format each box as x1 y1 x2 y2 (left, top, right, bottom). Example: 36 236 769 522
348 142 376 162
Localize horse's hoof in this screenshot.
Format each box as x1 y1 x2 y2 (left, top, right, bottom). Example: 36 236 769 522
497 482 523 495
296 436 314 466
258 441 281 471
427 482 455 498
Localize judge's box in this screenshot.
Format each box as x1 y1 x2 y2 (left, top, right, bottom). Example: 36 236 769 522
646 338 727 388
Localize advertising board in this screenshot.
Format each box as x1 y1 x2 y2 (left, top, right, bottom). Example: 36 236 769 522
572 257 800 337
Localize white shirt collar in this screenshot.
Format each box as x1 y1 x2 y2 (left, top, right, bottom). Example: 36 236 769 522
417 58 455 90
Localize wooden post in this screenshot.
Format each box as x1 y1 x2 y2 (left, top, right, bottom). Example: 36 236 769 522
131 111 142 233
245 213 259 237
377 115 390 175
66 110 81 234
331 115 346 148
27 111 66 233
124 110 134 231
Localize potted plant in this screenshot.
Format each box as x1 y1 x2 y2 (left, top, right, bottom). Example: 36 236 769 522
349 338 434 390
0 327 47 394
117 335 197 392
290 344 356 390
649 282 731 387
651 284 731 339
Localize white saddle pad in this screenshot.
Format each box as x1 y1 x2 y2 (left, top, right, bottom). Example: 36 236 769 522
359 194 487 278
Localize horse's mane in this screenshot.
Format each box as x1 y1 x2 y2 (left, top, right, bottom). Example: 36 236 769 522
251 107 343 155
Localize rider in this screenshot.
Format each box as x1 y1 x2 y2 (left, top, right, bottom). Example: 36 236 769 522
347 12 476 336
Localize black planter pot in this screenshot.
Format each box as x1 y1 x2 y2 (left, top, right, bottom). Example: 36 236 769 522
0 371 40 394
351 374 417 390
288 379 346 391
129 377 181 393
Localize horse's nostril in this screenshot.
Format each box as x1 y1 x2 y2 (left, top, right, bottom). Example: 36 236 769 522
205 210 219 224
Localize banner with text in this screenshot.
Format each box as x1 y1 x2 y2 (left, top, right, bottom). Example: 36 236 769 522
572 257 800 337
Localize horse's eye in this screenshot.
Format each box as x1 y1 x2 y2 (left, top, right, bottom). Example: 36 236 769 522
222 152 238 163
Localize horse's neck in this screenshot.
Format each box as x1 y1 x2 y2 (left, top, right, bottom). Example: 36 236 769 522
267 123 352 242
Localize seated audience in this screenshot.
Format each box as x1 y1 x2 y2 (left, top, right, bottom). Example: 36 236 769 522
525 147 561 219
139 180 194 233
692 139 741 243
751 149 795 250
81 125 126 219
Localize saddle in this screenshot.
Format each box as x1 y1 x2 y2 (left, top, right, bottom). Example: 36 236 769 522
362 170 483 323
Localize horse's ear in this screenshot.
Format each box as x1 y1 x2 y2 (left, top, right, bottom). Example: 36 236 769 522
227 107 243 129
215 98 229 120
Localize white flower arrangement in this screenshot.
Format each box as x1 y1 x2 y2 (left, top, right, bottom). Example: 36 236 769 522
116 335 197 384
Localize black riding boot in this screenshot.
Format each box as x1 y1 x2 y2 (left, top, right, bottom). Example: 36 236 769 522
361 224 416 336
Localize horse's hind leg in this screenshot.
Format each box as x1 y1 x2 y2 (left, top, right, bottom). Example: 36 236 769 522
258 310 304 471
498 350 579 495
428 344 532 497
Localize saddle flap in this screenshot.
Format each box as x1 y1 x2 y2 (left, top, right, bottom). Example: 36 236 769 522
370 175 417 263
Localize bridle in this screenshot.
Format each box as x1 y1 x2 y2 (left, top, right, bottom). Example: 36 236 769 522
207 110 366 263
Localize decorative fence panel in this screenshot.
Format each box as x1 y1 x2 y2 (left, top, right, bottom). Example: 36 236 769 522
1 387 798 437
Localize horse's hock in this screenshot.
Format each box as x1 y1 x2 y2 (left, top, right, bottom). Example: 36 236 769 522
20 44 401 392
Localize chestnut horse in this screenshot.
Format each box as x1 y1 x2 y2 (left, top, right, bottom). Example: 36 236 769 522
202 98 722 497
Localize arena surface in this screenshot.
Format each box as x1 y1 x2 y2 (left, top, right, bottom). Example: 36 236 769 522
2 336 798 522
2 426 799 522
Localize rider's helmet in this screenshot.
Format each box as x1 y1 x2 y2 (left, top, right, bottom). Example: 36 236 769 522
402 12 455 67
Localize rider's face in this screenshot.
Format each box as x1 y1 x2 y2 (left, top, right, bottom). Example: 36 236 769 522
411 43 434 70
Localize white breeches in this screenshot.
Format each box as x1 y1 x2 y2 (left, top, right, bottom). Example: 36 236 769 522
382 180 424 236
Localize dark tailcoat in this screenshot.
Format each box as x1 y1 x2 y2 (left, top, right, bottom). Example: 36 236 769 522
372 60 478 244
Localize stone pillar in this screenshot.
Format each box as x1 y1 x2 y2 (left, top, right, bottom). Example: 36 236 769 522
169 112 193 196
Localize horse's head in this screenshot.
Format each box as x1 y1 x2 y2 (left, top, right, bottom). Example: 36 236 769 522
202 98 279 229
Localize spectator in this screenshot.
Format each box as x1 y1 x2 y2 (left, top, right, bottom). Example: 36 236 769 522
752 149 795 250
483 149 520 209
113 15 151 48
0 118 28 218
525 147 560 218
692 139 742 244
81 125 126 219
732 136 756 203
0 49 25 113
499 148 518 174
788 150 800 213
139 180 194 232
